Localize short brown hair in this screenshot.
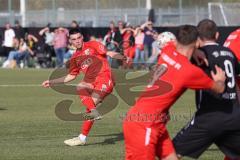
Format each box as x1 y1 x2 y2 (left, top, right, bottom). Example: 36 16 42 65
197 19 217 40
176 25 198 45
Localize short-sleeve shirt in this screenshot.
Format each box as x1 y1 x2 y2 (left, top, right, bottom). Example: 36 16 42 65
196 43 240 110
3 29 15 47
69 41 112 83
224 28 240 61
143 27 155 45
127 44 214 126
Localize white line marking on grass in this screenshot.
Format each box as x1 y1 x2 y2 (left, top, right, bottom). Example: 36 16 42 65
0 83 147 87
0 84 41 87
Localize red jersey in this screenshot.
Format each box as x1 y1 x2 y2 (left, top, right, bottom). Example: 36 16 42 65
159 41 176 55
224 28 240 61
127 45 214 126
69 41 112 83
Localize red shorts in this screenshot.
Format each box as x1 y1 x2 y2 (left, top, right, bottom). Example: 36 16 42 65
123 121 175 160
92 76 114 99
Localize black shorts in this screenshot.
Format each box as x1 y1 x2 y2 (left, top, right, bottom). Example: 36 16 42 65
173 111 240 159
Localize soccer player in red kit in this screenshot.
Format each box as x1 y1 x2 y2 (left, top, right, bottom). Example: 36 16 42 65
42 28 127 146
224 28 240 61
123 25 226 160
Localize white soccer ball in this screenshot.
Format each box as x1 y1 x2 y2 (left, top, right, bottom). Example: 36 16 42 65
157 31 176 49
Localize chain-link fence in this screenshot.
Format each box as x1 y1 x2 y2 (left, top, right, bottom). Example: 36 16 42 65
0 0 239 27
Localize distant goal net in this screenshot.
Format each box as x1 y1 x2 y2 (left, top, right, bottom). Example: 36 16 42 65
208 2 240 26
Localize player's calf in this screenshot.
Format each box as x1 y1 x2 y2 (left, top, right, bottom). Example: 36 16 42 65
83 109 102 120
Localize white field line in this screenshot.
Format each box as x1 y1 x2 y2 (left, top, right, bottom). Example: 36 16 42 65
0 84 41 87
0 83 147 87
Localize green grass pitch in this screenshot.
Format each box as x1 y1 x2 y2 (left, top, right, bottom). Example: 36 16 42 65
0 69 224 160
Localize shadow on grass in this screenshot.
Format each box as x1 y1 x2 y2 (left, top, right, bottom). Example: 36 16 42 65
87 133 123 146
0 108 7 111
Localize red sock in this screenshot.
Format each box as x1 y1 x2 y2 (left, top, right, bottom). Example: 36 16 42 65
78 88 96 110
81 109 94 136
81 120 94 136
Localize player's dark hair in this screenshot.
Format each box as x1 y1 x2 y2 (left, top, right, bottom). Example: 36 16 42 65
197 19 217 40
69 28 82 36
176 25 198 45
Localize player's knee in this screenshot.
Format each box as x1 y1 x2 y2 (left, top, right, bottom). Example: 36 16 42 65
76 82 93 91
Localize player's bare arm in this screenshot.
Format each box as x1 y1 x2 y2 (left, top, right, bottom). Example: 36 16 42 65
192 49 209 66
107 51 130 62
148 63 168 87
42 74 77 88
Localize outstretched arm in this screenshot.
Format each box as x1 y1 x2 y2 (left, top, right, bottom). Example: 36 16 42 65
107 51 125 60
42 74 77 88
106 51 131 64
192 49 208 66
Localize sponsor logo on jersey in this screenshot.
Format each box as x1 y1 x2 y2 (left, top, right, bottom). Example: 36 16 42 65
81 58 93 69
99 45 106 53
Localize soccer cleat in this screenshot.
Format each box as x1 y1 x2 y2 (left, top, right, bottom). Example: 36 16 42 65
64 137 86 146
83 109 102 120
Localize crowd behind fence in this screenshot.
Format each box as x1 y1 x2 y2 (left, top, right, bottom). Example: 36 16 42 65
0 19 239 70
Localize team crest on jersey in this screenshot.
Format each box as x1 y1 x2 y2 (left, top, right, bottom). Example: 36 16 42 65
99 45 106 52
84 49 90 55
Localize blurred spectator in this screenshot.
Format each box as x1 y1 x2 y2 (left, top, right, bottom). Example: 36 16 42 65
2 37 19 68
39 26 54 48
53 27 68 68
24 33 38 67
119 23 135 69
146 31 159 68
141 21 156 58
104 21 122 51
118 20 125 34
64 44 75 64
133 26 145 69
2 37 35 68
0 23 15 57
103 21 122 68
14 20 25 40
39 25 55 67
70 20 80 29
25 33 38 52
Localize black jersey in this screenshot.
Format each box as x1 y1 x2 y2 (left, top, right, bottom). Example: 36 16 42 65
173 43 240 159
196 43 240 111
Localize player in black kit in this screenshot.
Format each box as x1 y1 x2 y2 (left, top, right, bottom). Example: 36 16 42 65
173 19 240 160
